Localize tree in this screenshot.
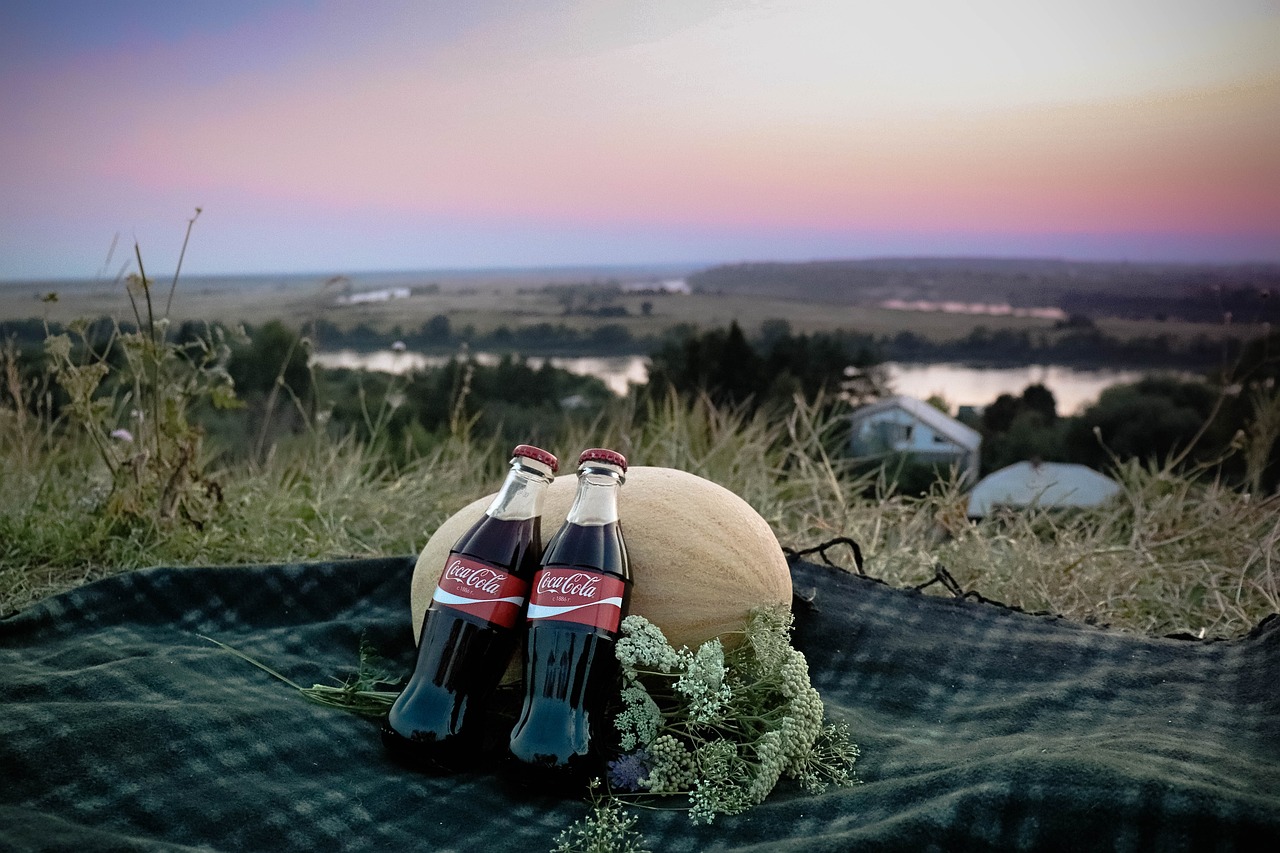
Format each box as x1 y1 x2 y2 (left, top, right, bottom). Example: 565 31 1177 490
1065 377 1226 470
978 384 1064 473
647 321 763 408
757 318 793 350
422 314 451 343
982 393 1021 434
1021 384 1057 423
227 321 311 402
984 410 1068 471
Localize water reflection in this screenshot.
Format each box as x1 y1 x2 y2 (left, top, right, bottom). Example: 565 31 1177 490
311 348 1169 412
884 363 1153 415
311 350 648 396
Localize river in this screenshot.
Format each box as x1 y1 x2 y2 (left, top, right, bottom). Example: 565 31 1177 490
310 349 1170 414
312 350 648 397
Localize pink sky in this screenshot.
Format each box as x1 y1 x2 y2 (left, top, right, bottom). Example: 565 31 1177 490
2 0 1278 278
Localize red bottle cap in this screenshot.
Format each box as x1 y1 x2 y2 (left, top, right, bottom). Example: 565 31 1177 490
513 444 559 473
578 447 627 471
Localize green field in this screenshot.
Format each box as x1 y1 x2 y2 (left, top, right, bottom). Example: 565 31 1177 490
0 271 1257 351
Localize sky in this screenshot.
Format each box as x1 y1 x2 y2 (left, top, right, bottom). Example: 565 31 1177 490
2 0 1279 279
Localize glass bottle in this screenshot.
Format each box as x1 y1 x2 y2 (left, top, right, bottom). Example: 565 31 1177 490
507 448 631 789
383 444 558 771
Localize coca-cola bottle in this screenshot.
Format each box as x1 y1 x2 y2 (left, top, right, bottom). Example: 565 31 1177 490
507 448 631 789
382 444 558 771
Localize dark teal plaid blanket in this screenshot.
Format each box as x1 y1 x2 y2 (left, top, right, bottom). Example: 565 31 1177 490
2 555 1277 852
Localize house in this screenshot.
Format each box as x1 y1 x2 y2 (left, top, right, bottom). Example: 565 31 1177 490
335 287 411 306
621 278 691 294
849 395 982 483
966 461 1122 518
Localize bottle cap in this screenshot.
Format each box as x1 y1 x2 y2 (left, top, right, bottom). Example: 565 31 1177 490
578 448 627 472
513 444 559 473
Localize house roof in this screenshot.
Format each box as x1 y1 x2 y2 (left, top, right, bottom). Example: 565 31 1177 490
967 461 1122 517
851 395 983 451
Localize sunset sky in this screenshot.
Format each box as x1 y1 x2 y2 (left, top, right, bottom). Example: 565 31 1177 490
2 0 1278 278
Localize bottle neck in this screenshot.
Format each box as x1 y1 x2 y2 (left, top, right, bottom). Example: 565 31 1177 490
486 459 554 521
565 464 623 526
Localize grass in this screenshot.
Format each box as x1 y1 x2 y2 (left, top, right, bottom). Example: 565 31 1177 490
871 460 1280 638
0 421 494 616
3 353 1277 639
1 241 1276 637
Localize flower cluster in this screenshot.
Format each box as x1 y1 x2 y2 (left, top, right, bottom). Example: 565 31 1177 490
609 607 860 825
615 615 689 673
614 685 661 751
553 780 651 853
674 639 732 723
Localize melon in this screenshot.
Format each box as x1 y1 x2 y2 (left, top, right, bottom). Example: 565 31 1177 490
410 466 791 654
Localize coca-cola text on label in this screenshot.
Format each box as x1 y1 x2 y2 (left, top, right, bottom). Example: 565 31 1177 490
433 555 530 629
526 566 627 632
382 445 557 772
507 448 631 789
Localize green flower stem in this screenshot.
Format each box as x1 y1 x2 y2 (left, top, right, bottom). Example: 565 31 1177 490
201 634 399 717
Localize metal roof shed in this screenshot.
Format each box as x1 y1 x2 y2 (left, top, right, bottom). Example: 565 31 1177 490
967 461 1122 517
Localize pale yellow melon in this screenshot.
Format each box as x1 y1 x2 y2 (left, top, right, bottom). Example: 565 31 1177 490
410 466 791 654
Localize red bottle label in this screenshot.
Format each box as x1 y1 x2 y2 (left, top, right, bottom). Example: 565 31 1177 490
430 555 530 629
526 566 627 632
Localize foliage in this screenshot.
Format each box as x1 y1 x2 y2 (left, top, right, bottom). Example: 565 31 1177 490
966 373 1280 491
5 324 1280 637
646 321 761 408
646 322 877 412
8 237 1277 846
1064 377 1229 470
401 354 613 443
976 384 1069 473
610 609 859 825
38 236 241 526
309 312 651 357
227 319 314 404
4 251 1280 638
553 781 652 853
308 353 618 462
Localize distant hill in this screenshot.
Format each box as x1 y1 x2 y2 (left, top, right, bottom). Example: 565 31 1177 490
687 258 1280 323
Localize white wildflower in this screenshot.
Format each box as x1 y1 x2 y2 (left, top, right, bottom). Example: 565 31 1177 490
616 615 688 674
675 638 732 723
554 782 651 853
748 729 786 803
614 685 661 750
610 605 860 830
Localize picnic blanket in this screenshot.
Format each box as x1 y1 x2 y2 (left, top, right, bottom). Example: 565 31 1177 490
1 553 1277 852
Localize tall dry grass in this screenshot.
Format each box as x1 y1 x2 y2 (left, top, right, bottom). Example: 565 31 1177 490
3 334 1278 640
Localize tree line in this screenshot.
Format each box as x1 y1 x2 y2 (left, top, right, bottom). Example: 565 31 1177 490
968 329 1280 491
5 314 1278 491
0 310 1251 372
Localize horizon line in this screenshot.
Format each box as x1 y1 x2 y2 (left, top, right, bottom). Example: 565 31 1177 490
5 253 1280 285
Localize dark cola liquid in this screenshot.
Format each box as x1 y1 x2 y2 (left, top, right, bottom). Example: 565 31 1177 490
507 520 630 789
382 514 542 771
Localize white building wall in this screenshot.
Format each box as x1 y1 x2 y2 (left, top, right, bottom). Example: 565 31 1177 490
852 407 980 483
